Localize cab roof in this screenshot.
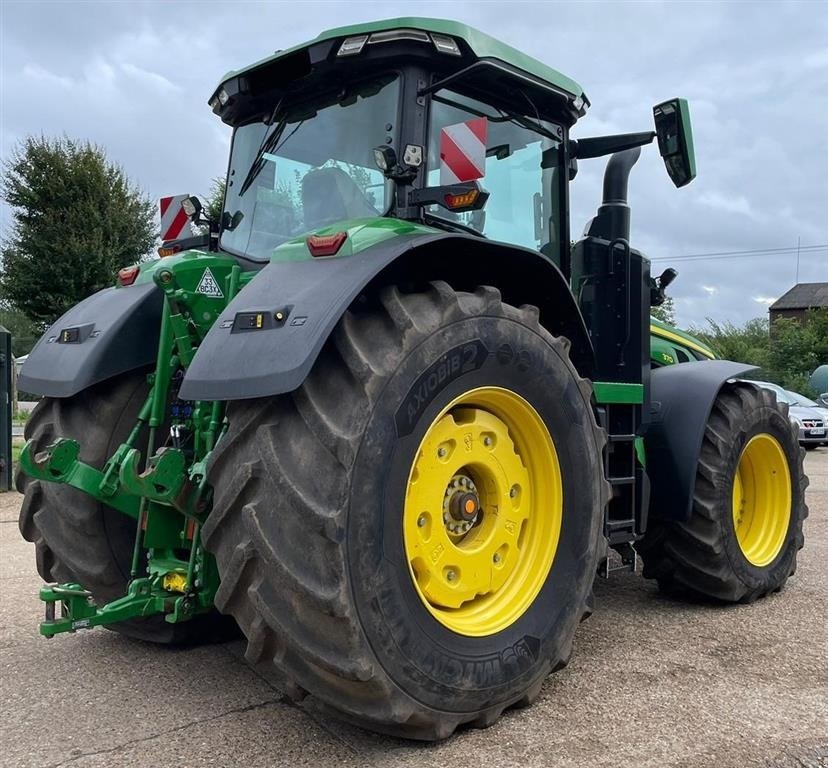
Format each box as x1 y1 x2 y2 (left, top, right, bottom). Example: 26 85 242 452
211 17 589 124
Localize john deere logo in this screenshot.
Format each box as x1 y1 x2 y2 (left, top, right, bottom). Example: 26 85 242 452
196 267 224 298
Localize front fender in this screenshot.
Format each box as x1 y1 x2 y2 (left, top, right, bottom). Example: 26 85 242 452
18 283 162 398
644 360 757 522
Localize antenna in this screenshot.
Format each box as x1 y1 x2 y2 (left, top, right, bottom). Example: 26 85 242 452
796 236 801 283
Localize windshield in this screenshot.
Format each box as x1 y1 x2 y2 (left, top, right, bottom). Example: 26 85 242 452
427 90 564 253
221 74 399 261
752 381 797 405
790 392 817 407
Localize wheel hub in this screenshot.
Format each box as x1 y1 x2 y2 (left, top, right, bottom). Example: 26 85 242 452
403 387 563 637
443 475 481 535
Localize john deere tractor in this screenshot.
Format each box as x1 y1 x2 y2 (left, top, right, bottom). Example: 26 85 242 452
17 18 807 739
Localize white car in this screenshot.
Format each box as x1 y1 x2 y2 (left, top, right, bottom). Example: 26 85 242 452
744 381 826 450
787 390 828 448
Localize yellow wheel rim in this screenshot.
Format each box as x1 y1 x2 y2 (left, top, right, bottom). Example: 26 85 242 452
403 387 562 637
731 433 792 567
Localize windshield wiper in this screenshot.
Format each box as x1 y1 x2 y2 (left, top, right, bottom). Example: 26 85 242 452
431 94 560 144
237 117 289 198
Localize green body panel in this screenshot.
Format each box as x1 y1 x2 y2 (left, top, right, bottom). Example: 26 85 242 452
214 17 586 108
651 333 678 366
650 316 716 363
593 381 644 405
271 216 440 262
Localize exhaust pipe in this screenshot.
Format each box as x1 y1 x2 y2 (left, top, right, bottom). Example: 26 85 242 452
586 146 641 243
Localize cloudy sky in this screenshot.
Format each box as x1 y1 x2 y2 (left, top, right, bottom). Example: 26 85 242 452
2 0 826 328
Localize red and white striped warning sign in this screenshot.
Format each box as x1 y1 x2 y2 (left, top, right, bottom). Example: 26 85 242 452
440 117 488 185
159 194 191 242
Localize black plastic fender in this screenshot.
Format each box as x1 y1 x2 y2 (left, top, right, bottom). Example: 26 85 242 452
18 283 162 398
644 360 757 522
179 233 591 401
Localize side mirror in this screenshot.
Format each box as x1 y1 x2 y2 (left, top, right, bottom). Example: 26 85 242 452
653 98 696 188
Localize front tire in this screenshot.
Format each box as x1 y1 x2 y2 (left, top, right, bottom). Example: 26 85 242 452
204 282 608 738
640 382 807 602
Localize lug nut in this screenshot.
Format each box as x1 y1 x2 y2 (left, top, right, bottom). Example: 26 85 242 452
493 553 502 563
510 485 518 498
446 569 457 582
417 514 427 528
437 446 447 458
483 436 493 447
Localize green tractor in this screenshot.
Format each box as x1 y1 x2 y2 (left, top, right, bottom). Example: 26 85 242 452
17 18 807 739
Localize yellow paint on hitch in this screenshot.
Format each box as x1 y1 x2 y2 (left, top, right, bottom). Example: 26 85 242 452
162 572 188 593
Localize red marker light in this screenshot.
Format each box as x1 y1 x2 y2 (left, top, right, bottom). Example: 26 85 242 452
118 265 140 286
307 232 347 257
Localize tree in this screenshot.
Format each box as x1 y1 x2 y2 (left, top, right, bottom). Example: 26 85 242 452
691 317 771 372
690 310 828 397
203 176 226 225
0 136 156 328
0 306 39 358
767 309 828 396
650 295 676 325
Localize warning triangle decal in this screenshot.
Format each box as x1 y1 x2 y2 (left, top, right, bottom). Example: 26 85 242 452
196 267 224 298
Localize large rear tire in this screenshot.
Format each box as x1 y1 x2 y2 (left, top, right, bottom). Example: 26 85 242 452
204 282 608 739
16 372 236 644
640 382 807 602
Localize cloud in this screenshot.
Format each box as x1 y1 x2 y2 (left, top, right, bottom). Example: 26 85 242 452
697 191 755 219
21 64 73 89
702 286 718 296
753 296 777 306
119 63 180 94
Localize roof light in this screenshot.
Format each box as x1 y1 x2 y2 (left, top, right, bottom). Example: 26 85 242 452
118 266 140 286
367 28 431 45
307 232 347 257
430 33 461 56
157 244 181 257
217 88 230 106
444 188 481 210
337 34 369 56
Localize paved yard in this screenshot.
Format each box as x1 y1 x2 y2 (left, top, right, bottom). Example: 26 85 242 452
1 453 826 768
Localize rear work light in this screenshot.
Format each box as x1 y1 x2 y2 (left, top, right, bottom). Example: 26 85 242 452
337 34 369 56
118 266 140 286
306 232 348 257
430 33 461 56
337 29 460 57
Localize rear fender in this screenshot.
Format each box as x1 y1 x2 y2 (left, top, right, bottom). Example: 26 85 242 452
179 233 593 401
17 283 162 398
645 360 757 522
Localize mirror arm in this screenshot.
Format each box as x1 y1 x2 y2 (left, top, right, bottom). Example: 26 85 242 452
571 131 655 160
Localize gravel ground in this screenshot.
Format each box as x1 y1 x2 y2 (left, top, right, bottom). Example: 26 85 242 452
1 452 825 768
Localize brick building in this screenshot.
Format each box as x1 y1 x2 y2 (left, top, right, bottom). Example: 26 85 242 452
769 282 828 325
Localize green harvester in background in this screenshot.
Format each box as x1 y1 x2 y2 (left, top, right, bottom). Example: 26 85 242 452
17 18 806 739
